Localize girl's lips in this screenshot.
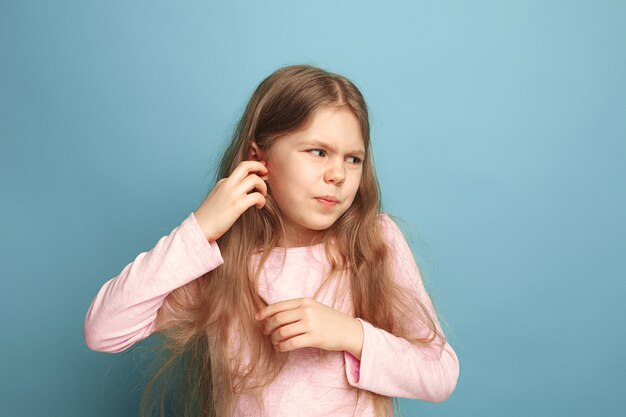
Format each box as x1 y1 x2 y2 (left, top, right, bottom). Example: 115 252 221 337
315 197 339 207
316 195 339 203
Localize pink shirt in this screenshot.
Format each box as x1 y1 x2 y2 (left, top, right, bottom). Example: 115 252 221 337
84 212 459 416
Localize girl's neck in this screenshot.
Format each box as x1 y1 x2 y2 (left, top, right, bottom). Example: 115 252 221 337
278 235 323 249
278 226 325 248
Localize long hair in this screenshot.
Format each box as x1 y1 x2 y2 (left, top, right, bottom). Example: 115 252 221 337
139 64 445 417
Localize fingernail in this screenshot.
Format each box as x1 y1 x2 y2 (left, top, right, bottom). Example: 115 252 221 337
255 313 259 320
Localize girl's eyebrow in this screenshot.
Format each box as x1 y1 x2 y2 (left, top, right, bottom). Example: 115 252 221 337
302 140 366 158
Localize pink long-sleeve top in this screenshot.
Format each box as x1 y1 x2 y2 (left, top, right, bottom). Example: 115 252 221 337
84 212 459 416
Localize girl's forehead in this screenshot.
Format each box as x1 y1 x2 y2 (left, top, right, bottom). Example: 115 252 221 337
277 108 365 149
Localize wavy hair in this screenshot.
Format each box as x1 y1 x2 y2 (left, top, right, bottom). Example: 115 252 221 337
139 64 445 417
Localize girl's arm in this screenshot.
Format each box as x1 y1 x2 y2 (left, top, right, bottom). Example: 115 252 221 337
83 212 223 353
343 214 460 402
84 160 267 353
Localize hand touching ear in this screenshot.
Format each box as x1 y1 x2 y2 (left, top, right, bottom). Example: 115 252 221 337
194 161 268 242
256 297 364 360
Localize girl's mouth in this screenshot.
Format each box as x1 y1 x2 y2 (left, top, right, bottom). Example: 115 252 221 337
315 197 339 207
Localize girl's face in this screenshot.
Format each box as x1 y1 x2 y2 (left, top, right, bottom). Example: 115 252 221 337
261 106 365 247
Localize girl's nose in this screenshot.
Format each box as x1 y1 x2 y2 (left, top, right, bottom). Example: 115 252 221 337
324 158 346 185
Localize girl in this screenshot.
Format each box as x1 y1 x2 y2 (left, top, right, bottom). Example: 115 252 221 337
84 64 459 417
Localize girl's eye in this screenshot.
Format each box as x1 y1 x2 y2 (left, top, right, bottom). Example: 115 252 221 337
307 149 361 164
309 149 326 157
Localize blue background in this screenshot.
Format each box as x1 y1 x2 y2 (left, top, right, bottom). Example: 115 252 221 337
1 1 625 416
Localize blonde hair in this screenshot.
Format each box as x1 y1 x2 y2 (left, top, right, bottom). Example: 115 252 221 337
139 64 445 417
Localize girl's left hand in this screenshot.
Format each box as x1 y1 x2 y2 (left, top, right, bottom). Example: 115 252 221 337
255 297 363 358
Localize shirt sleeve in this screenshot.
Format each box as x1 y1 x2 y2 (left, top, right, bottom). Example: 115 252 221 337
343 214 460 402
83 212 224 353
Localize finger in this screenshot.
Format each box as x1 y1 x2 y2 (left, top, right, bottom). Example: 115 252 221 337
229 161 268 184
270 321 307 345
241 192 266 210
277 333 314 352
264 309 302 335
237 174 268 197
256 298 306 321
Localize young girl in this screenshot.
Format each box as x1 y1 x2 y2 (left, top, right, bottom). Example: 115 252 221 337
84 64 459 417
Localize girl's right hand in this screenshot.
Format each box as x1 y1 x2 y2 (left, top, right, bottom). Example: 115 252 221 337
193 161 268 242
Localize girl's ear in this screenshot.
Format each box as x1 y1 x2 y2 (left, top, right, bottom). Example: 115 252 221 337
248 141 266 163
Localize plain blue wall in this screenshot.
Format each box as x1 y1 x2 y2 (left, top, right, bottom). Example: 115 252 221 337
1 1 625 416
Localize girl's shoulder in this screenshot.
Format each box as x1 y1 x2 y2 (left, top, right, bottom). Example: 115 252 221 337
376 212 403 238
376 212 394 225
376 212 415 254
